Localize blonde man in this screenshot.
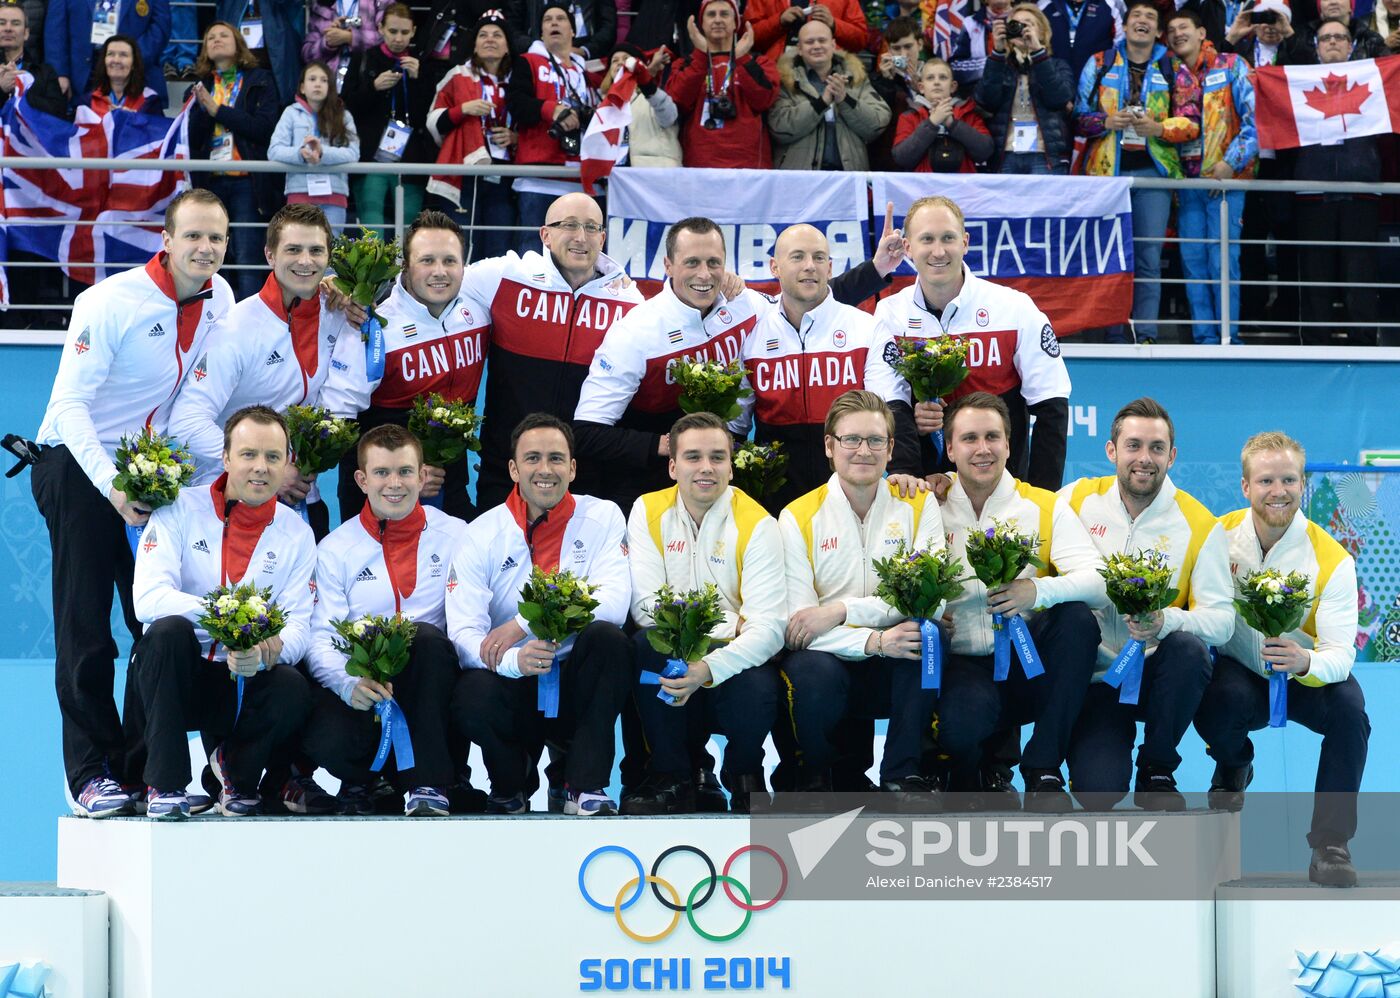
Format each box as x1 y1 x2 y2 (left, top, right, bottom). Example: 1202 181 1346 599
1194 432 1368 888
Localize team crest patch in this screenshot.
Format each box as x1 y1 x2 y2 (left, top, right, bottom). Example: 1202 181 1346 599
461 306 474 324
976 308 989 327
833 329 846 348
403 323 417 338
882 341 900 365
1040 324 1061 358
193 354 208 381
74 327 91 354
718 308 732 324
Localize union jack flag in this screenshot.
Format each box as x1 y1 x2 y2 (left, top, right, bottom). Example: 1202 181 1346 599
929 0 966 60
0 78 192 303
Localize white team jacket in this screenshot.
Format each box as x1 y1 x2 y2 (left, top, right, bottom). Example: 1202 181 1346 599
1061 475 1235 678
627 486 787 684
132 476 316 663
169 275 367 483
865 267 1070 409
732 290 879 434
37 254 234 496
780 476 947 660
942 470 1107 656
445 492 631 678
310 502 469 701
1219 508 1358 686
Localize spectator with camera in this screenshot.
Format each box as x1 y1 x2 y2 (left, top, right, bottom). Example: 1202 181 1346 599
949 0 1013 90
304 0 392 94
869 15 923 168
667 0 780 168
770 17 890 170
1040 0 1117 81
1075 0 1185 343
746 0 868 63
506 1 601 251
505 0 616 62
342 3 434 237
976 3 1075 174
892 55 991 171
1220 0 1311 64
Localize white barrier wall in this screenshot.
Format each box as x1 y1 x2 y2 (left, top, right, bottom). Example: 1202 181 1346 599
0 884 107 998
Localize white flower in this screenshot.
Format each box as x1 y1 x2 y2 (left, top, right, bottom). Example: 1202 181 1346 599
432 407 448 420
351 620 368 637
161 463 183 479
734 450 752 469
127 461 140 475
690 362 705 377
215 594 239 612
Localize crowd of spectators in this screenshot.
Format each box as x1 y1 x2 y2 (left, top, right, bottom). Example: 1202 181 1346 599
1 0 1398 341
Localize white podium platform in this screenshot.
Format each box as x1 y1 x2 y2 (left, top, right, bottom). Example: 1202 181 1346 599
1217 877 1400 998
0 883 107 998
58 811 1232 998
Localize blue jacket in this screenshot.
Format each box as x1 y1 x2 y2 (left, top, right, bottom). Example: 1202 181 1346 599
1041 0 1119 82
267 100 360 196
216 0 304 106
44 0 169 101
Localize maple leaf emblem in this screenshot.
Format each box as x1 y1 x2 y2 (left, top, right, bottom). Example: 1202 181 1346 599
1303 73 1370 131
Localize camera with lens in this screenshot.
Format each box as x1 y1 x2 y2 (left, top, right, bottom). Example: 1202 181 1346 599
1249 10 1278 23
340 15 363 27
548 105 593 155
704 94 737 128
1004 18 1025 38
892 54 908 70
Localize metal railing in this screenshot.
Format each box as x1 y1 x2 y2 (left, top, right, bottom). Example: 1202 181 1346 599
2 158 1398 351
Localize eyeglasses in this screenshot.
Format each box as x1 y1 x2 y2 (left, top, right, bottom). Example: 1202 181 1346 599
545 220 606 235
833 434 890 452
1316 33 1350 41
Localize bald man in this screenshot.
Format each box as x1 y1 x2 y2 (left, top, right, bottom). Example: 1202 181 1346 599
733 223 888 512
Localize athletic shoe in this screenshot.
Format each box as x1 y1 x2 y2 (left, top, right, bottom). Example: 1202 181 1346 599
620 775 695 816
1309 845 1358 888
448 777 489 815
404 787 451 817
340 777 397 816
966 767 1022 812
879 775 944 814
1133 768 1187 811
1022 771 1074 814
75 776 135 818
548 786 568 814
280 775 340 815
695 769 728 813
564 788 617 816
1207 763 1253 812
124 785 147 815
208 745 261 816
146 787 190 820
188 793 215 815
485 792 529 815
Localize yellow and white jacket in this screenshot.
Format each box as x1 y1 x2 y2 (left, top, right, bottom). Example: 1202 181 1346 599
1219 508 1357 686
628 485 787 684
780 476 945 660
942 470 1107 656
1062 475 1234 679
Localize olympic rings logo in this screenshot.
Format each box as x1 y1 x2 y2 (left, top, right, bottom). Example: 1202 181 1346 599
578 844 789 942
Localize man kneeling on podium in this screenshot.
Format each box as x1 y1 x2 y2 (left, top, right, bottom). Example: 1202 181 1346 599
127 406 315 818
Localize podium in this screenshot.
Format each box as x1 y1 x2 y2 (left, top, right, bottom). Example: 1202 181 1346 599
0 883 107 997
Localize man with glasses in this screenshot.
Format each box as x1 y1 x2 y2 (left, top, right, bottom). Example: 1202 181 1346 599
779 390 948 806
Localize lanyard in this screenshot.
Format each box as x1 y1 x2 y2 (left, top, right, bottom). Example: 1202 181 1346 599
705 45 736 98
336 0 357 16
214 70 243 108
389 65 408 119
546 50 588 108
1064 0 1086 47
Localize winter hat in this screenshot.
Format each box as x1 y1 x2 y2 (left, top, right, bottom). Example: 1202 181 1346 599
699 0 742 21
1254 0 1292 21
540 1 574 33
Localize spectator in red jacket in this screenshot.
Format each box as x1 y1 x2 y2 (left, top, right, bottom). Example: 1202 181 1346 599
891 56 991 172
745 0 868 63
665 0 780 168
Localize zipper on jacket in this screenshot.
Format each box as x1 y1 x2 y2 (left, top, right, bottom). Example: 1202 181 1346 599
378 517 403 613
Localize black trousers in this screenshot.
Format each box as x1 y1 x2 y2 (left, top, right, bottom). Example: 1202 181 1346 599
783 641 943 783
632 630 777 778
302 622 459 789
31 444 144 795
1066 631 1215 806
1194 655 1370 847
127 616 312 793
453 620 632 795
336 405 478 524
936 602 1099 783
1295 195 1380 346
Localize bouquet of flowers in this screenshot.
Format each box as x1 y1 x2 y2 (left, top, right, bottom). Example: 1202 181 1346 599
113 429 196 555
330 229 401 381
331 613 419 770
284 404 360 477
1235 568 1313 727
873 543 966 689
518 568 600 716
731 441 788 501
964 518 1046 681
407 392 481 468
198 582 287 718
669 359 751 421
643 583 726 704
1099 549 1179 704
887 336 969 454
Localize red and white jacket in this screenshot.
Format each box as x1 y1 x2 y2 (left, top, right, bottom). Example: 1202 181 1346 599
36 253 234 496
132 475 317 664
425 64 501 210
170 274 367 483
445 489 630 679
309 502 469 702
506 46 601 195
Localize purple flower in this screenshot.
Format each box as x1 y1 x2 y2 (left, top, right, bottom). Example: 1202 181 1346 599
1280 586 1294 595
240 623 252 635
984 527 995 540
319 427 331 439
1129 577 1145 587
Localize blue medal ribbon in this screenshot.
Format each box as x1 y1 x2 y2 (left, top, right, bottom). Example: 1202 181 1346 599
639 657 687 704
928 396 945 463
919 617 941 691
126 522 144 557
1268 669 1287 728
363 314 385 380
370 697 416 771
1102 638 1145 706
293 498 310 524
992 613 1011 680
537 652 561 717
1007 615 1045 678
234 674 244 721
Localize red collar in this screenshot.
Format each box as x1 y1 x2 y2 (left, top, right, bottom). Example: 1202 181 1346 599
505 488 576 573
258 271 322 379
358 499 427 542
210 474 278 531
144 252 212 305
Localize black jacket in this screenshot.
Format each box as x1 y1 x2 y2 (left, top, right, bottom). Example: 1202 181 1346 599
506 0 616 60
1287 132 1382 185
975 50 1076 172
340 47 435 163
186 67 279 162
1 59 70 119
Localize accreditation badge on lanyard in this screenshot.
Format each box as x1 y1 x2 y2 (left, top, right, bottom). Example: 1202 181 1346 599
91 0 118 46
376 120 412 162
239 0 263 49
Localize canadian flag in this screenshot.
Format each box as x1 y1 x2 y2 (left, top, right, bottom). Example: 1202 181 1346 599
1255 58 1400 150
579 62 638 195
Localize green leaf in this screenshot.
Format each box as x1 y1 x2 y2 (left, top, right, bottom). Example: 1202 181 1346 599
646 629 672 656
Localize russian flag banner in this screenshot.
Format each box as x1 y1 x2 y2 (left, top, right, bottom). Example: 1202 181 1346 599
871 173 1135 334
1255 57 1400 151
